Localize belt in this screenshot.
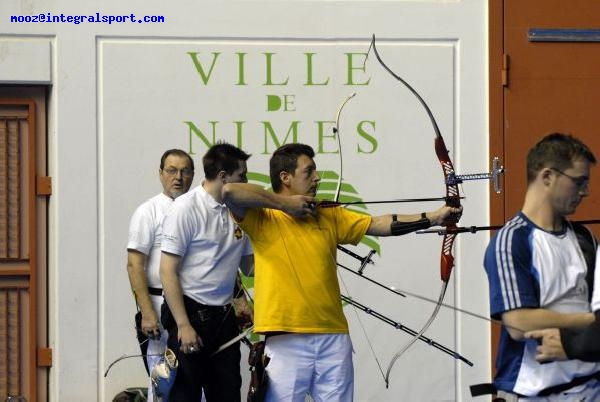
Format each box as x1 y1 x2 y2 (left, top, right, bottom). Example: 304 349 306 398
193 304 230 322
148 287 163 296
181 295 230 322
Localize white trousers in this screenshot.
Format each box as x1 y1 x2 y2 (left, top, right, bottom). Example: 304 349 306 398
264 333 354 402
147 294 167 402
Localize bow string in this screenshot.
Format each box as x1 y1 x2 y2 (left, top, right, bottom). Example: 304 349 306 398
331 92 394 381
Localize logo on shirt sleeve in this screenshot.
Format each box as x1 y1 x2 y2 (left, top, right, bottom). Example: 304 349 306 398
234 225 243 240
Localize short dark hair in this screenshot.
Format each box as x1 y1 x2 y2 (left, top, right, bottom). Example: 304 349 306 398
202 142 251 180
160 149 194 171
527 132 596 184
269 143 315 192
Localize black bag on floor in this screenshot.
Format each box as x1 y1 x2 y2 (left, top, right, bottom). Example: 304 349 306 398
112 387 147 402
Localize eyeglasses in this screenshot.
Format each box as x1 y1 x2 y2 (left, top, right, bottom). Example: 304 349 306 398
162 167 194 178
549 167 589 189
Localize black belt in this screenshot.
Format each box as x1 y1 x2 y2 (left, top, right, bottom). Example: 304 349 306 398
193 304 230 322
195 303 229 312
181 295 230 322
148 287 162 296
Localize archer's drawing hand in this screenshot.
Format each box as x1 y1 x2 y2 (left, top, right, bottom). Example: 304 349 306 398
282 195 317 218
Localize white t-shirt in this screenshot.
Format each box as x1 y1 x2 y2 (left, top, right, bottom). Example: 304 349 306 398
161 185 252 306
127 192 173 288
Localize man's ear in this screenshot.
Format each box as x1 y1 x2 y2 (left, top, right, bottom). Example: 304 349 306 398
540 167 553 186
217 170 227 184
279 170 291 186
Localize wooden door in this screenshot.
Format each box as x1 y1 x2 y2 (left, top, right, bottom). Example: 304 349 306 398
491 0 600 226
0 87 49 401
489 0 600 383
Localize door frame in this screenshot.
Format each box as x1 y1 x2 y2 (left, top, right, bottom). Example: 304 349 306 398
489 0 505 379
0 87 49 401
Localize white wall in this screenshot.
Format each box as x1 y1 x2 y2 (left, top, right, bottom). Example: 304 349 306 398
0 1 490 400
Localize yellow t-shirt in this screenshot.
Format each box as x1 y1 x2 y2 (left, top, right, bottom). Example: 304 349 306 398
239 206 372 333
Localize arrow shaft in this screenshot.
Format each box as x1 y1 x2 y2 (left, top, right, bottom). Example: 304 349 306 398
338 263 405 298
418 219 600 235
319 196 463 208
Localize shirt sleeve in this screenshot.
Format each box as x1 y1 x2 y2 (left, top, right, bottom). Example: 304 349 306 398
335 208 372 245
237 208 266 242
561 310 600 361
161 204 196 257
127 203 154 255
484 227 539 319
240 234 253 256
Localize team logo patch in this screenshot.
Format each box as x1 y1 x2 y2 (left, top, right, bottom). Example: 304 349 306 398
234 225 243 239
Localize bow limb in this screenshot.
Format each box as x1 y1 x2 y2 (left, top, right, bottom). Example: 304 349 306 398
385 212 458 386
333 92 356 203
369 34 462 386
331 92 394 382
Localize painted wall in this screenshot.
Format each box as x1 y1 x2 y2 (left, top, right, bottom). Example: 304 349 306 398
0 1 491 400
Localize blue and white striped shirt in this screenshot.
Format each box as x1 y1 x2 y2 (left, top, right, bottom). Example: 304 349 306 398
484 212 600 396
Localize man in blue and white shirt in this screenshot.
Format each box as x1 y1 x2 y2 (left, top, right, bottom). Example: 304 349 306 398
484 133 600 400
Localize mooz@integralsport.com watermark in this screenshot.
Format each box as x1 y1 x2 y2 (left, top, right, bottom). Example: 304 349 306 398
10 12 165 25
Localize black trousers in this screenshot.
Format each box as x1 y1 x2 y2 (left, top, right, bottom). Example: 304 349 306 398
161 296 241 402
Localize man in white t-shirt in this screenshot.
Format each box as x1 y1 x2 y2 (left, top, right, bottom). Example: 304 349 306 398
160 143 254 402
126 149 194 400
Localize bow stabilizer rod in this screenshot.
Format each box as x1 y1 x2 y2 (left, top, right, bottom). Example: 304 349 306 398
341 294 473 367
340 265 523 332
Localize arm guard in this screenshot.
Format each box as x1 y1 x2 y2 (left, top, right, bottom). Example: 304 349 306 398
390 213 431 236
560 310 600 361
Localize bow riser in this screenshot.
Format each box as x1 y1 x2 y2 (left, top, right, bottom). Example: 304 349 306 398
441 235 456 282
369 34 463 386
